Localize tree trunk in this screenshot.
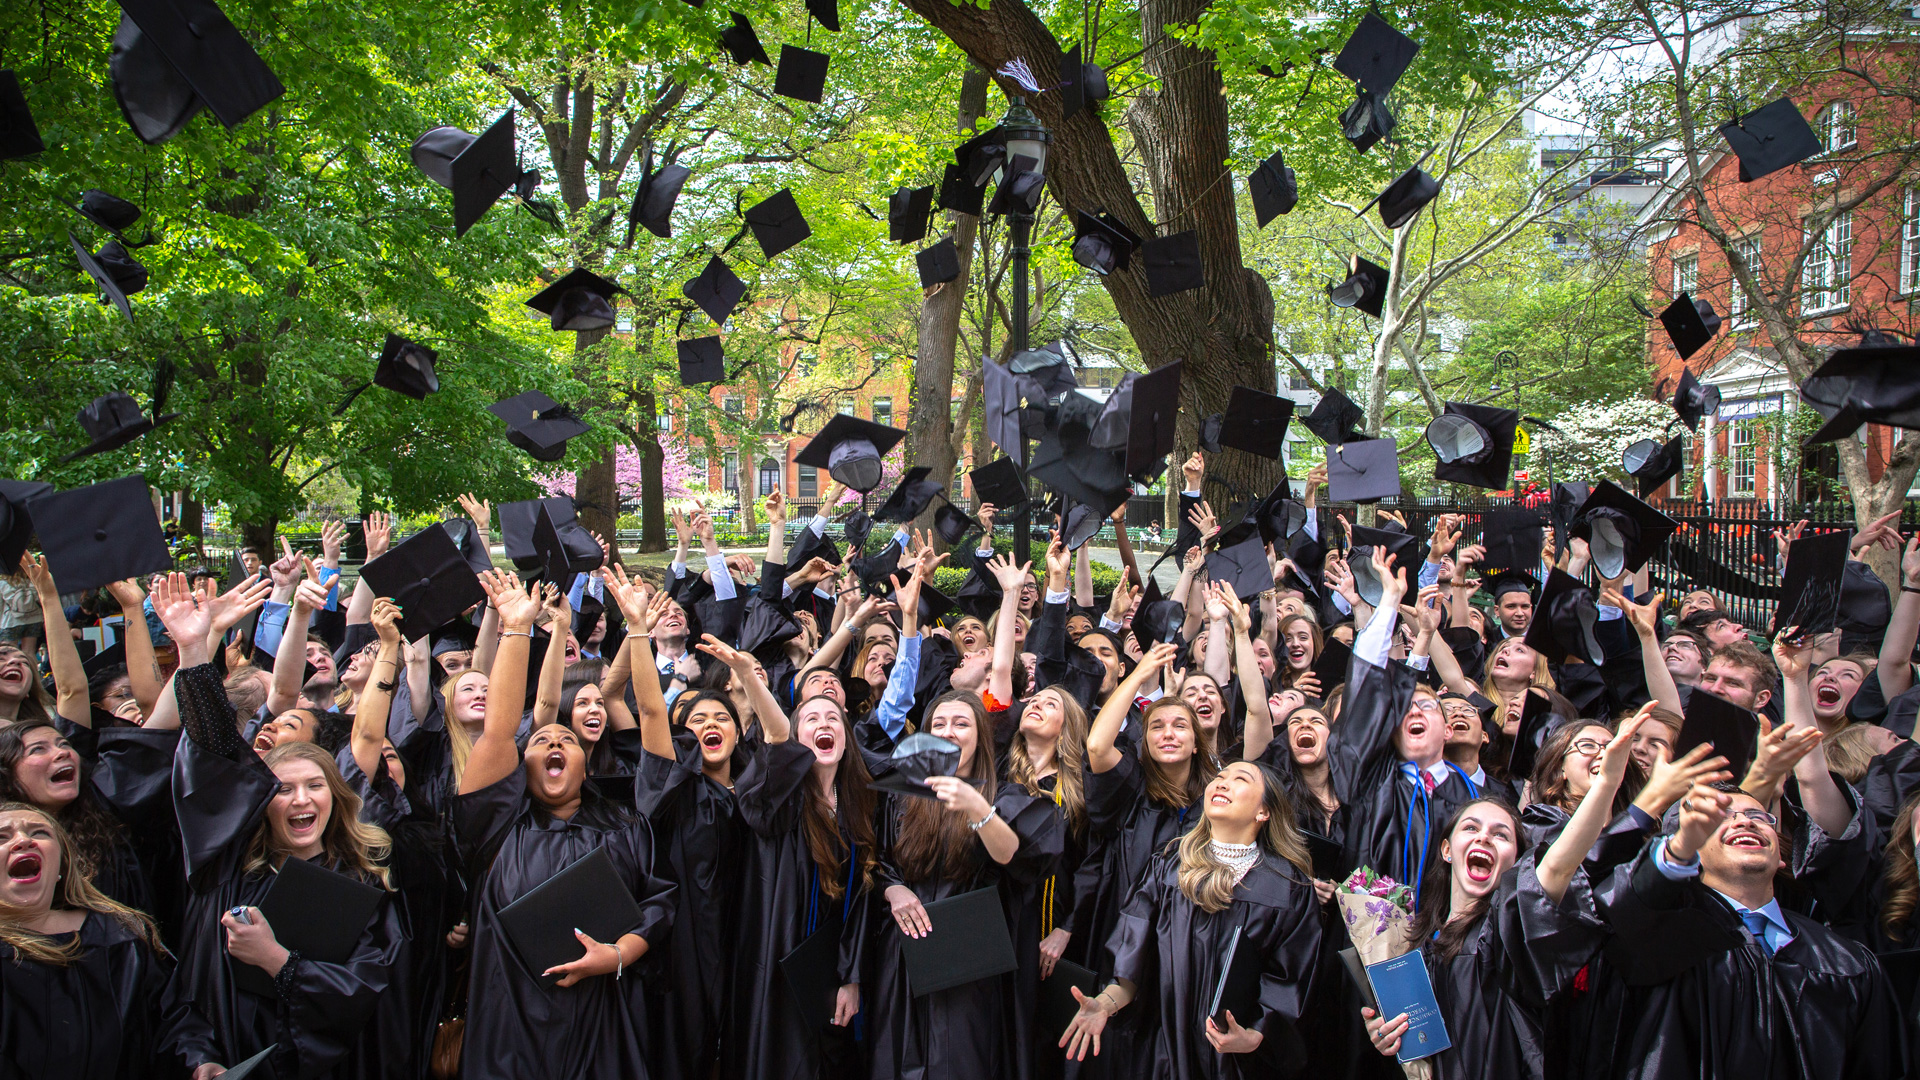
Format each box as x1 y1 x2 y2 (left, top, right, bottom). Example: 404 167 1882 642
571 325 620 544
632 392 668 554
240 518 278 557
181 495 206 560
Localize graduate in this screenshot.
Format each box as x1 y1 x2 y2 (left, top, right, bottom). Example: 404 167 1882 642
451 569 676 1080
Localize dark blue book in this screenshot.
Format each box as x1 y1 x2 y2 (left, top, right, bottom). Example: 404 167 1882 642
1364 950 1451 1062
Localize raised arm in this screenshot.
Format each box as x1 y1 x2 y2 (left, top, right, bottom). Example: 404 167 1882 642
1223 588 1273 761
1881 536 1920 699
1607 587 1683 715
20 554 87 723
105 579 162 713
1089 642 1179 773
1073 544 1095 609
986 555 1031 706
1449 543 1484 630
266 558 326 716
203 572 270 668
1202 582 1232 688
353 598 405 782
462 571 539 795
1537 707 1650 903
472 600 501 676
698 634 790 743
606 566 674 759
1414 585 1476 695
1110 502 1140 586
347 512 389 627
529 584 570 728
1773 631 1852 837
764 490 788 568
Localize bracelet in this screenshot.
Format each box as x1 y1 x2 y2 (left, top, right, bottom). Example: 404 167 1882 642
500 629 532 639
969 806 999 831
1903 585 1920 595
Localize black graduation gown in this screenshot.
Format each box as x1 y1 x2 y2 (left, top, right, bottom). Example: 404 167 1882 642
385 674 459 817
1105 853 1322 1080
49 716 163 929
635 731 746 1080
0 912 214 1080
165 663 407 1080
1001 772 1088 1080
1596 843 1907 1080
449 765 676 1080
722 735 872 1080
867 784 1062 1080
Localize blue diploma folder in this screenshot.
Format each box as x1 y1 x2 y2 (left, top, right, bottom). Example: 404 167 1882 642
1365 950 1451 1062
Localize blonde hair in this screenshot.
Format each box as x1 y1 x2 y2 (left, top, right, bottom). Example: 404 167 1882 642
0 803 164 966
442 671 483 787
243 743 393 890
1174 765 1312 913
1484 637 1554 715
1008 687 1089 838
1823 722 1877 785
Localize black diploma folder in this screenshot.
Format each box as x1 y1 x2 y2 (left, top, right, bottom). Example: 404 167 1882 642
496 847 645 985
899 886 1018 995
233 857 381 998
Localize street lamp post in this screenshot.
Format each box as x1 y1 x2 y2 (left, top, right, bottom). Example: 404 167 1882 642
998 97 1050 558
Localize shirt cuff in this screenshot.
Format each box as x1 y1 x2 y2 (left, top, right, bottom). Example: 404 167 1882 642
1182 490 1200 498
1597 605 1625 621
1407 653 1431 671
1653 837 1703 880
1330 592 1353 616
1627 805 1658 830
814 585 836 601
706 554 737 602
976 548 994 559
1045 589 1070 605
1418 561 1442 590
671 562 687 579
1100 616 1123 633
809 515 828 537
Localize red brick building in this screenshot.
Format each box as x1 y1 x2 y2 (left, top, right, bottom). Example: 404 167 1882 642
1641 51 1920 505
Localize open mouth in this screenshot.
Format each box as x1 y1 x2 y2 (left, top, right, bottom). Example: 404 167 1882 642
286 812 318 834
1727 830 1766 850
1406 719 1428 739
581 717 603 736
1814 685 1842 708
1208 789 1232 806
1447 719 1472 736
6 852 42 882
252 734 275 753
1193 701 1215 719
813 730 836 753
1463 847 1496 884
1293 730 1319 750
700 730 725 750
46 762 76 786
544 750 567 778
1288 647 1308 662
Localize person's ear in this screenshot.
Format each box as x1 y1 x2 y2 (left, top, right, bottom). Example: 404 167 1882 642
1755 687 1773 711
1439 837 1453 863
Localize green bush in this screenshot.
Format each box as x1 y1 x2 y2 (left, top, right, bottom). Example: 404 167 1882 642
930 557 1124 599
616 513 643 531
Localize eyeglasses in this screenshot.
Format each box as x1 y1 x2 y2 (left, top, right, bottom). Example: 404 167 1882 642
1409 700 1442 716
1567 738 1606 757
1730 809 1778 828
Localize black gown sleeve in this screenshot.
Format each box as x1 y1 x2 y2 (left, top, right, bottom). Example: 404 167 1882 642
1326 655 1413 803
171 663 278 890
269 892 407 1078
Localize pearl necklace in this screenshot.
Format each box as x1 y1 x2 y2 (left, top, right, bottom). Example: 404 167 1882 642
1209 839 1261 884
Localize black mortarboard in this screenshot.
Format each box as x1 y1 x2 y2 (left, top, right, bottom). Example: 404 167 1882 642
61 390 176 463
500 497 577 570
986 156 1045 217
372 333 440 400
627 151 691 241
773 45 829 103
744 188 812 258
229 855 381 998
69 232 146 324
27 477 170 594
1334 11 1420 96
917 237 961 287
1772 529 1850 638
933 501 979 547
110 0 284 144
82 640 127 684
496 847 647 986
899 886 1018 995
0 71 44 159
1719 97 1822 182
796 414 908 494
1125 361 1183 478
525 268 624 333
889 185 935 243
1326 438 1400 503
1071 210 1143 275
1340 90 1395 153
1480 509 1544 574
1328 255 1389 318
533 503 602 587
441 518 493 577
0 480 51 571
719 12 772 65
1302 387 1367 446
968 457 1029 510
1549 481 1589 542
1040 959 1103 1042
869 732 960 800
954 125 1008 185
982 358 1026 466
1027 430 1130 519
1141 231 1204 298
413 111 525 238
677 336 725 385
1572 481 1678 578
1505 688 1555 780
1623 436 1683 497
1061 503 1104 551
1311 635 1354 693
1523 568 1603 667
1488 570 1537 604
1059 43 1111 122
1658 293 1722 362
1132 586 1186 653
1216 386 1294 459
1357 165 1441 230
358 523 490 643
78 190 142 233
807 0 841 31
937 161 987 216
487 391 589 462
1426 401 1517 489
682 256 746 326
874 467 942 524
1249 150 1299 227
1672 368 1720 432
1838 560 1892 648
1347 525 1419 606
1207 534 1273 600
1675 689 1759 778
1798 332 1920 444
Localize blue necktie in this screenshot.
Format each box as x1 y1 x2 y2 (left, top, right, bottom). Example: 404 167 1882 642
1741 911 1775 956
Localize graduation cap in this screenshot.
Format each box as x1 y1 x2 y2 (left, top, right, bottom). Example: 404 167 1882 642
0 479 51 571
1206 534 1273 600
488 391 589 463
985 156 1045 217
69 232 146 324
1124 361 1183 478
533 503 602 587
1772 529 1850 638
1198 412 1224 454
719 11 772 65
626 151 691 242
1719 97 1822 182
1347 525 1419 606
1334 11 1420 96
796 414 908 494
1571 481 1678 578
1505 688 1556 781
1657 293 1722 362
1549 481 1589 534
1675 689 1759 778
1522 568 1603 667
358 523 491 643
744 188 812 258
1302 387 1367 446
1426 402 1518 489
1059 43 1110 122
937 161 987 216
0 70 44 159
1328 255 1389 318
357 333 441 403
806 0 840 31
410 111 534 237
62 369 180 466
77 190 142 234
968 457 1029 511
1216 386 1294 460
1671 368 1721 432
1326 438 1400 503
869 732 961 800
1798 331 1920 444
524 268 624 333
916 237 961 287
1141 231 1204 298
677 336 725 385
982 359 1026 467
954 126 1009 186
1248 150 1298 227
682 256 746 326
1357 164 1441 231
1056 502 1103 551
26 476 172 594
500 496 578 571
1027 430 1131 520
1623 436 1683 497
933 501 979 546
108 0 285 144
1132 582 1186 652
440 517 493 578
773 45 829 103
889 185 935 244
874 467 943 524
1339 90 1395 154
1480 509 1544 574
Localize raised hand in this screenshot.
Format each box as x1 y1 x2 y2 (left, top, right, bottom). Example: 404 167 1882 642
1637 742 1731 818
1741 713 1823 804
1602 586 1664 639
1182 544 1206 574
1221 585 1253 634
457 493 492 540
291 558 328 613
1595 707 1650 791
539 582 570 628
1370 546 1407 606
320 519 346 568
105 576 146 612
1205 581 1231 623
1109 581 1143 623
207 573 272 635
364 511 393 561
1415 584 1444 633
268 537 302 589
480 569 537 630
988 554 1032 592
1428 514 1460 560
1061 986 1113 1061
1135 641 1182 679
1905 535 1920 588
150 571 214 651
18 552 54 596
765 489 786 528
1181 451 1205 491
1772 626 1812 679
1188 500 1219 544
695 632 756 675
370 597 403 644
977 502 997 534
1669 781 1733 863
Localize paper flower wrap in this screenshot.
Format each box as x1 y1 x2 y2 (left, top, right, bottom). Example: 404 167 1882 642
1336 867 1433 1080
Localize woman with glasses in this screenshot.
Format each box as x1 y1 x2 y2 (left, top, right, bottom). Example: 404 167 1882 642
1522 720 1720 876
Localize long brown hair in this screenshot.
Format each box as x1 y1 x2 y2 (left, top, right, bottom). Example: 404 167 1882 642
1410 796 1522 960
1175 763 1312 912
1276 615 1324 690
895 691 999 884
243 742 394 890
1139 699 1217 808
794 696 882 900
1008 687 1088 838
0 720 122 887
0 803 163 966
1527 720 1644 816
1882 790 1920 940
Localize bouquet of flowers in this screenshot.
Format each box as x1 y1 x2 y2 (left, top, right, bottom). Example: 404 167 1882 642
1335 867 1431 1080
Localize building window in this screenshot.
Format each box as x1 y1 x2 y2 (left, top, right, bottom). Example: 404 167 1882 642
1817 101 1857 153
616 310 634 332
1670 432 1693 498
759 458 780 497
1904 188 1920 295
1730 235 1762 324
1672 253 1698 297
657 410 672 433
1729 421 1756 497
838 398 856 416
723 452 738 492
873 397 892 427
798 464 817 500
952 466 965 499
723 395 743 418
1803 212 1853 314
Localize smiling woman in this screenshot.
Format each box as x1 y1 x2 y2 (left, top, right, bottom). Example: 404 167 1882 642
0 720 151 916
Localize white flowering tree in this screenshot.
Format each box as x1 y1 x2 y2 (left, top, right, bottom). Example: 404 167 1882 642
1530 398 1678 487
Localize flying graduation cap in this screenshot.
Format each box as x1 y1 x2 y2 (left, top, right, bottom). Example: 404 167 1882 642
1425 402 1518 489
1216 386 1294 459
719 12 772 65
1357 162 1441 231
77 191 142 235
26 476 172 594
677 336 725 385
1141 231 1204 298
62 360 179 463
745 189 812 258
1657 293 1723 361
1060 43 1111 121
796 414 908 494
1347 525 1420 605
372 333 440 400
682 256 747 326
1325 438 1400 503
1570 480 1677 578
968 456 1029 510
1302 387 1367 446
1071 211 1143 276
917 237 962 287
938 161 987 216
873 467 944 524
1671 369 1721 431
889 186 935 244
1799 329 1920 444
0 70 44 159
1248 150 1298 227
1622 436 1684 497
806 0 841 31
773 46 830 104
524 268 624 333
626 150 692 242
1340 91 1395 153
1333 12 1419 152
1328 255 1389 318
411 111 543 237
0 479 52 571
488 391 590 463
1719 97 1823 182
69 232 147 324
108 0 285 145
1522 568 1604 667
